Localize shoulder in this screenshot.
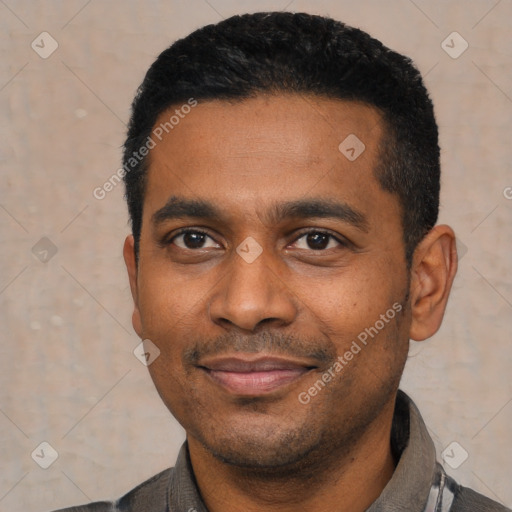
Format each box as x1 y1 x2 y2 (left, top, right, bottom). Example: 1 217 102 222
449 477 511 511
115 466 173 511
52 467 173 512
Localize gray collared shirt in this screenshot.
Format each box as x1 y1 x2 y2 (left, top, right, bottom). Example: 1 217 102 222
54 390 510 512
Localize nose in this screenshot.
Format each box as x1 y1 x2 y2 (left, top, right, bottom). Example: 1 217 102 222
208 247 298 332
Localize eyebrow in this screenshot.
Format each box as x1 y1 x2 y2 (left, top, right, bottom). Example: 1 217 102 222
152 196 369 233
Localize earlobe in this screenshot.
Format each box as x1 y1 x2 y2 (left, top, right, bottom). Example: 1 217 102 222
123 235 143 338
409 225 458 341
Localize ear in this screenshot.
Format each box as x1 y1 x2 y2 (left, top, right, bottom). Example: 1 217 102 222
409 225 458 341
123 235 143 338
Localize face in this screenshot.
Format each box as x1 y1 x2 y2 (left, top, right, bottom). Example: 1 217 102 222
125 94 414 470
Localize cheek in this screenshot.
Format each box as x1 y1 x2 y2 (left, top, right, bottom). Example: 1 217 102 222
295 264 400 340
137 264 205 335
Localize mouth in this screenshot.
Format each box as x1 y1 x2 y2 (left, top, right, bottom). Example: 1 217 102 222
198 355 317 395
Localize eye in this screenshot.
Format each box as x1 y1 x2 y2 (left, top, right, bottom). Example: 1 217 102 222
169 229 220 250
292 230 346 251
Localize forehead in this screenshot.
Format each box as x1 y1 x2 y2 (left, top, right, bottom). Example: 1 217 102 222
150 94 383 157
143 94 396 225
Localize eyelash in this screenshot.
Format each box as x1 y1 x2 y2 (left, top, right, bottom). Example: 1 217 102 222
164 227 349 251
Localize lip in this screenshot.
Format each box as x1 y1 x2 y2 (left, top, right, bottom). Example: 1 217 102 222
198 355 316 395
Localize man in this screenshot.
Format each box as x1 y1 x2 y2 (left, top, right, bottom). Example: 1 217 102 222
55 11 510 512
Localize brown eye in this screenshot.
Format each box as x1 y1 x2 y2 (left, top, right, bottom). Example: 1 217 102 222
306 232 330 250
293 231 344 251
170 230 220 250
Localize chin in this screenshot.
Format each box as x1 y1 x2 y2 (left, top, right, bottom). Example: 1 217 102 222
192 415 324 471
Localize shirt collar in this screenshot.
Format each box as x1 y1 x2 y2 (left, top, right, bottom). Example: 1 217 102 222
367 389 437 511
169 390 437 512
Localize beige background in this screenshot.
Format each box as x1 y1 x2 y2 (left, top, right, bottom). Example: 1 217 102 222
1 1 511 510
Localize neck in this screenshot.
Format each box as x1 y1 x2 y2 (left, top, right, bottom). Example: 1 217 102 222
187 400 397 512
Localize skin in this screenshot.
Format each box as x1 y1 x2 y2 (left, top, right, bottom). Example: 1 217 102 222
123 94 458 512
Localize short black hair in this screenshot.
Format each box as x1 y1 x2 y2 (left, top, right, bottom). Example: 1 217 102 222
123 11 440 264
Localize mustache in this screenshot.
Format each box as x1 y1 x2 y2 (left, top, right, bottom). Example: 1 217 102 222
182 330 336 367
